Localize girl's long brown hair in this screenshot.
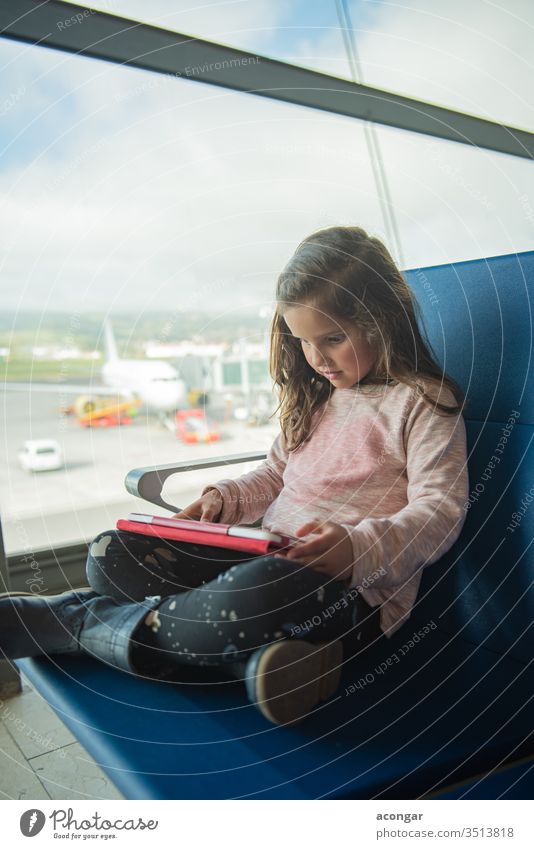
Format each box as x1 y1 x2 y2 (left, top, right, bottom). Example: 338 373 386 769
269 225 466 451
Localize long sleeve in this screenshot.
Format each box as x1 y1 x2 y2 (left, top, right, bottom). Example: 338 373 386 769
341 386 469 595
201 431 288 525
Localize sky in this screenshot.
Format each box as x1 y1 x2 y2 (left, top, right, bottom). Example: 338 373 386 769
0 0 533 317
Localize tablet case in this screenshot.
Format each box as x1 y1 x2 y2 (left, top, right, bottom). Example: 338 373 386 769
116 513 298 555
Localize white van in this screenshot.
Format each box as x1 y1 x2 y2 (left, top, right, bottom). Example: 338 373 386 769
17 439 63 472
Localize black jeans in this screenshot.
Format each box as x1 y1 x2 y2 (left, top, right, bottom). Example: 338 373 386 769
86 529 382 674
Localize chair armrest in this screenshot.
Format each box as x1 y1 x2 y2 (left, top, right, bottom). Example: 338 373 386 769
124 451 267 514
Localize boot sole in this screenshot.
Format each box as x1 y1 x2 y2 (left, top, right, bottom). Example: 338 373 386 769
0 587 93 599
0 592 35 598
253 639 343 727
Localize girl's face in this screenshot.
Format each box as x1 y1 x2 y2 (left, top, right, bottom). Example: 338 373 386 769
283 303 377 389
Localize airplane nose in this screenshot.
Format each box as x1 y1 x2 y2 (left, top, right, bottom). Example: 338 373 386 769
146 383 184 412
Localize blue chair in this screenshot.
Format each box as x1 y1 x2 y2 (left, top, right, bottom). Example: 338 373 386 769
428 755 534 799
18 250 534 799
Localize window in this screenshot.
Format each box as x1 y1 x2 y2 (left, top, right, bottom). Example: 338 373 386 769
70 0 534 131
1 4 532 557
0 35 383 555
374 124 534 268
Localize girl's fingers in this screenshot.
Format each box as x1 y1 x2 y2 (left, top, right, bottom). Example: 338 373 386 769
288 538 329 560
291 553 329 571
173 511 195 520
295 519 323 537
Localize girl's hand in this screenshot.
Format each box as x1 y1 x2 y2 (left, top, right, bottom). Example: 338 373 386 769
285 519 354 582
172 489 223 522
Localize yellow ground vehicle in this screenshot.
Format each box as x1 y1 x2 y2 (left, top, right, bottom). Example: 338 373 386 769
73 395 141 427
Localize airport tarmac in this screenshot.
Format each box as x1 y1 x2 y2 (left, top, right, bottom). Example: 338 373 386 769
1 387 280 554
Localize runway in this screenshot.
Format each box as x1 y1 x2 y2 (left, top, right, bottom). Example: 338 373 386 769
1 386 278 554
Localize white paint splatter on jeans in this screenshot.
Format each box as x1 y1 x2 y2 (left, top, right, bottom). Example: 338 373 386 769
89 535 112 558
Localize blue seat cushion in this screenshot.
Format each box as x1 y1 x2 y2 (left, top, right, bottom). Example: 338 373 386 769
429 757 534 799
18 626 533 799
409 419 534 665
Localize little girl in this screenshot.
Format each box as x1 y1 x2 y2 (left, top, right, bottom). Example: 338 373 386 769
1 226 469 728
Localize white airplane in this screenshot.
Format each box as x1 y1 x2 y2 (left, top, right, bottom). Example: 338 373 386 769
5 320 187 415
99 320 186 413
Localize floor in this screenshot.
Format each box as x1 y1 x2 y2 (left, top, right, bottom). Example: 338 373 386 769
0 675 123 800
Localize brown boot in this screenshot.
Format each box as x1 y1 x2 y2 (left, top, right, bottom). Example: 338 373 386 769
231 638 343 727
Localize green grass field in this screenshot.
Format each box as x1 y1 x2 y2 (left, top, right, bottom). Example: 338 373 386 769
2 359 99 382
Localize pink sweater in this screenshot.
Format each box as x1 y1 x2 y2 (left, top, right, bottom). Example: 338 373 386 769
203 379 469 637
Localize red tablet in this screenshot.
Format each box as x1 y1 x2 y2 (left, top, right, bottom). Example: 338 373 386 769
116 512 300 556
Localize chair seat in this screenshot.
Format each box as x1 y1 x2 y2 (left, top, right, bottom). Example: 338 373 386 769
428 757 534 799
17 627 533 799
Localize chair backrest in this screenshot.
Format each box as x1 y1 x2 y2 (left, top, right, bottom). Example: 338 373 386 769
404 251 534 665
